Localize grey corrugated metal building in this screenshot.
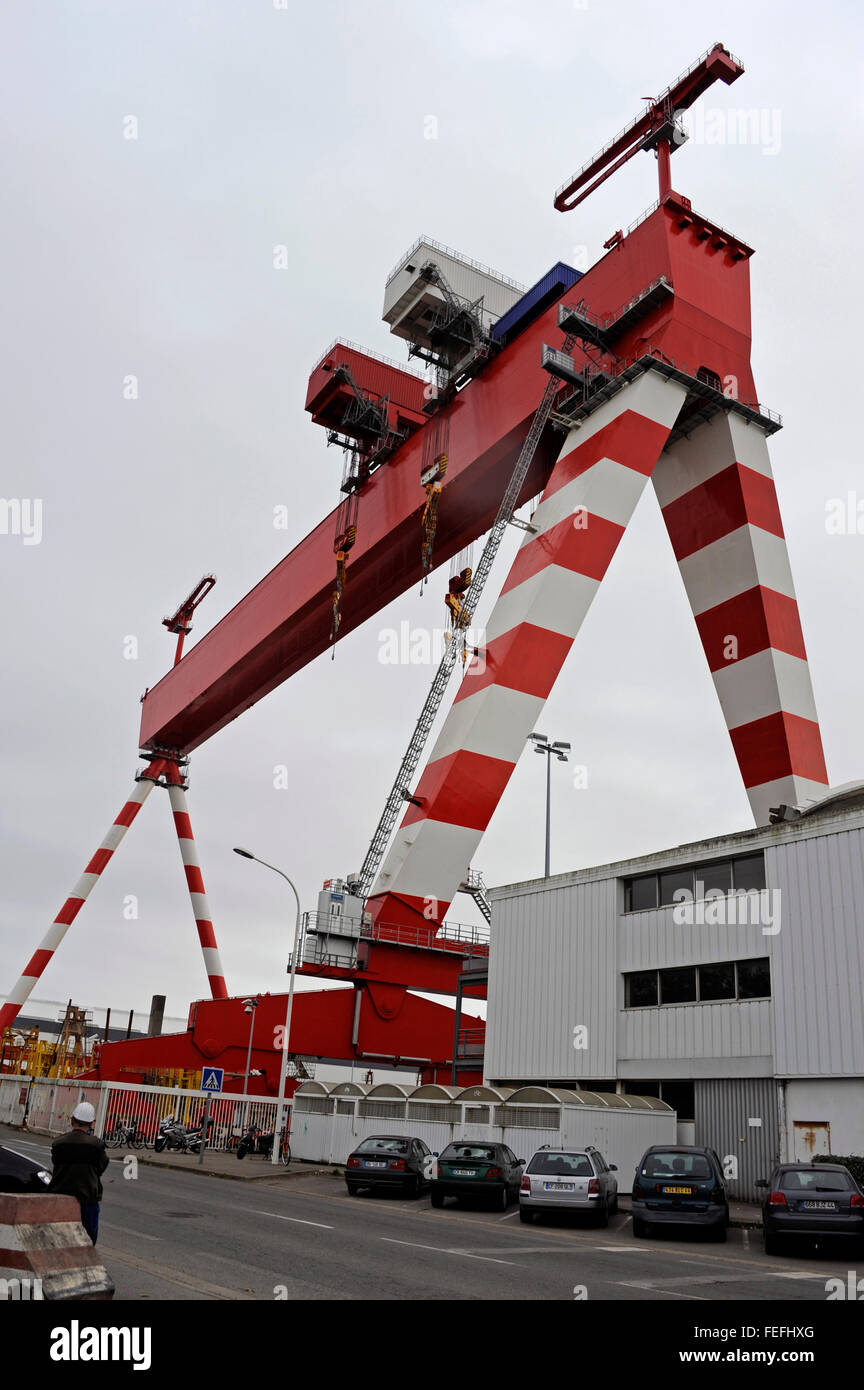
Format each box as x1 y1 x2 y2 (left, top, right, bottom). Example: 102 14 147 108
485 786 864 1200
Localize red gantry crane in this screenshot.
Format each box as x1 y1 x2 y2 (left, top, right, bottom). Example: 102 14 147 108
1 46 829 1089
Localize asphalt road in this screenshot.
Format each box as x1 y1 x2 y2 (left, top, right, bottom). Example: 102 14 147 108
6 1133 860 1302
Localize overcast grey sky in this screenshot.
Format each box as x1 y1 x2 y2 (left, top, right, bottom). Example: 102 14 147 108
1 0 862 1024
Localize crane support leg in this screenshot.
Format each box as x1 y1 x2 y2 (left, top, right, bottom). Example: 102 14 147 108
164 773 229 1000
367 372 689 929
652 412 828 823
0 757 169 1034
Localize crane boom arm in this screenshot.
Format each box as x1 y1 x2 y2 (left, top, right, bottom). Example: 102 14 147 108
554 43 744 212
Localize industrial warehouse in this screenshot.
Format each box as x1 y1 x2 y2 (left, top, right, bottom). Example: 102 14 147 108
2 6 863 1345
485 783 864 1201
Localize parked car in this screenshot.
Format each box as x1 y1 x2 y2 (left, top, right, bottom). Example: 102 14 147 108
756 1163 864 1254
519 1145 618 1225
430 1141 524 1210
344 1135 432 1198
0 1143 52 1193
631 1145 729 1241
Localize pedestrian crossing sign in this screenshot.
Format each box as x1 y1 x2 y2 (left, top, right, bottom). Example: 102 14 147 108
201 1067 224 1093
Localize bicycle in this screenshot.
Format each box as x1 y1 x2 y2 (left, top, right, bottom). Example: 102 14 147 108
104 1120 146 1150
278 1127 291 1167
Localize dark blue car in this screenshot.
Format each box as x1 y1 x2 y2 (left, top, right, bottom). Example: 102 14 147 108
757 1163 864 1254
632 1145 729 1240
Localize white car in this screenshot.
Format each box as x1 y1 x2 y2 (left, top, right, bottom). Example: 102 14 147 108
519 1145 618 1225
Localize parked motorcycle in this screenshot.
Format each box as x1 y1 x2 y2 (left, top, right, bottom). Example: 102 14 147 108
154 1114 208 1155
236 1123 274 1159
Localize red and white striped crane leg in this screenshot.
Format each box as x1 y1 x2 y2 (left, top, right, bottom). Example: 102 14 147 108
0 758 168 1035
651 412 828 823
366 372 689 930
165 779 229 1000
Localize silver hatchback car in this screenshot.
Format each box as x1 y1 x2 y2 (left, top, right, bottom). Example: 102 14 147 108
520 1145 618 1225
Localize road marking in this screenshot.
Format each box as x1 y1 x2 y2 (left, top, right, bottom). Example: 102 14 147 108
239 1207 334 1230
100 1245 256 1300
2 1138 51 1154
102 1222 160 1242
454 1246 567 1255
497 1209 520 1222
773 1271 832 1280
381 1237 517 1266
616 1280 707 1300
594 1251 650 1262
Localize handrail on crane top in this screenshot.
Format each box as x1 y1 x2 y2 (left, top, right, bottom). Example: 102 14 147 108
554 43 745 212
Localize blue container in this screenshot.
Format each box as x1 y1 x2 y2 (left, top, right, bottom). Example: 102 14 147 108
491 262 584 347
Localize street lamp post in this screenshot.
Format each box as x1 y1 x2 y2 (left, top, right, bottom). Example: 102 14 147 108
233 847 303 1166
528 733 570 877
241 996 259 1129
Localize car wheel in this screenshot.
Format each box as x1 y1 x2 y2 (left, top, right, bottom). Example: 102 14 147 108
519 1206 533 1224
711 1221 728 1243
406 1175 421 1199
496 1186 508 1211
346 1182 359 1196
633 1217 648 1238
611 1193 619 1215
596 1199 609 1228
430 1188 444 1209
764 1231 779 1255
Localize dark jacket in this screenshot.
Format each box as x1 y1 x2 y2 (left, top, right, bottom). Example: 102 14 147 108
49 1128 109 1207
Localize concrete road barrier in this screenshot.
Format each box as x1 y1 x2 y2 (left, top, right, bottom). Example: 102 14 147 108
0 1194 114 1300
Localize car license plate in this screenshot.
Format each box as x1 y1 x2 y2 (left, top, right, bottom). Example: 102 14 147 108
801 1200 837 1210
662 1186 693 1195
452 1168 475 1176
364 1160 387 1168
544 1182 575 1191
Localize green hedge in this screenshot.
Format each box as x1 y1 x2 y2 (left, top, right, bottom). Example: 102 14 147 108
813 1154 864 1189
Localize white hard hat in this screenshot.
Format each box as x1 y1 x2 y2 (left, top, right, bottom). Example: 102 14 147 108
73 1102 96 1123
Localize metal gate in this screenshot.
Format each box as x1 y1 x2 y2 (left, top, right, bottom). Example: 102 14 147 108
694 1078 779 1202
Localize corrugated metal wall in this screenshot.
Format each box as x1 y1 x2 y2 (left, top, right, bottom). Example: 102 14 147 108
768 824 864 1076
618 1000 772 1067
485 878 618 1081
694 1078 779 1202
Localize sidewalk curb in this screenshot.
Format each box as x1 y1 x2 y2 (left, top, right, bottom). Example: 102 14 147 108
133 1155 335 1183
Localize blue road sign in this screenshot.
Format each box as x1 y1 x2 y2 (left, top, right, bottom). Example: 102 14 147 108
201 1067 224 1093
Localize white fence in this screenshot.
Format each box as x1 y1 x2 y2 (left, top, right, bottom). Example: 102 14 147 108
291 1082 676 1192
0 1075 282 1154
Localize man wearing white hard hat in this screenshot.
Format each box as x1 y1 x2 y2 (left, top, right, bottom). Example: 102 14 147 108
49 1101 110 1243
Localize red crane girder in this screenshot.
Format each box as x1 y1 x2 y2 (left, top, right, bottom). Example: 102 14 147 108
138 307 568 754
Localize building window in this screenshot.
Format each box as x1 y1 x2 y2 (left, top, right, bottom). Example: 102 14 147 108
700 860 732 895
736 957 771 999
624 957 771 1007
658 1080 695 1121
627 874 658 911
626 971 659 1007
623 852 765 911
660 966 697 1004
733 855 766 892
698 960 736 1001
659 869 694 907
623 1079 694 1120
